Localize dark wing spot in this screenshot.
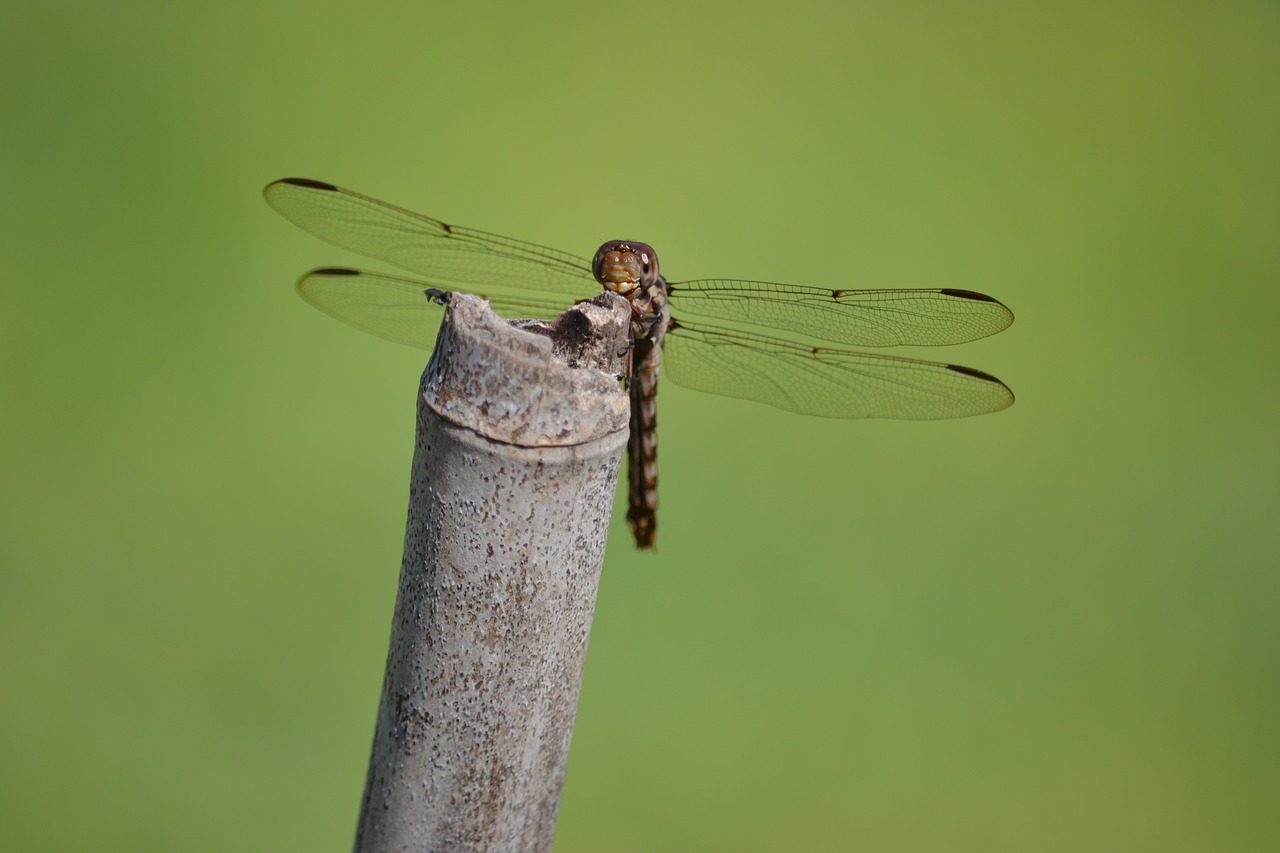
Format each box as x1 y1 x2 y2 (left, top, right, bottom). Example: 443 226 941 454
440 221 454 234
278 177 338 191
947 363 1004 383
939 288 1000 303
312 267 360 276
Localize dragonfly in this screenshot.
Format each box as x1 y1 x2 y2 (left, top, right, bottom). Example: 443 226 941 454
264 178 1015 549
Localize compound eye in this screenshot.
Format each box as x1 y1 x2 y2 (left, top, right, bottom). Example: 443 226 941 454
592 240 660 288
627 242 660 284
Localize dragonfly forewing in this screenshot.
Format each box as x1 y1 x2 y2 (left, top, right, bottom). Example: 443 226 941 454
666 281 1014 347
265 179 597 297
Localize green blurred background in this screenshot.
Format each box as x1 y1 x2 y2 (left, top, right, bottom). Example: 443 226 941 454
3 1 1277 850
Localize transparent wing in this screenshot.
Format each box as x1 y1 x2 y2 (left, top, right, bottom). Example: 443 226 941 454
296 267 577 350
661 320 1014 420
666 280 1013 347
271 179 1015 418
264 178 598 297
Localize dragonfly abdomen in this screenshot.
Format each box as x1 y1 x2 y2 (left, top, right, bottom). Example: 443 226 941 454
627 336 662 549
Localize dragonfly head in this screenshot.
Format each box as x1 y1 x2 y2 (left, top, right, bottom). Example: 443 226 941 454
593 241 660 297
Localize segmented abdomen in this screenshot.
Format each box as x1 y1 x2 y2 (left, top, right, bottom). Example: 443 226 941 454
626 337 661 549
